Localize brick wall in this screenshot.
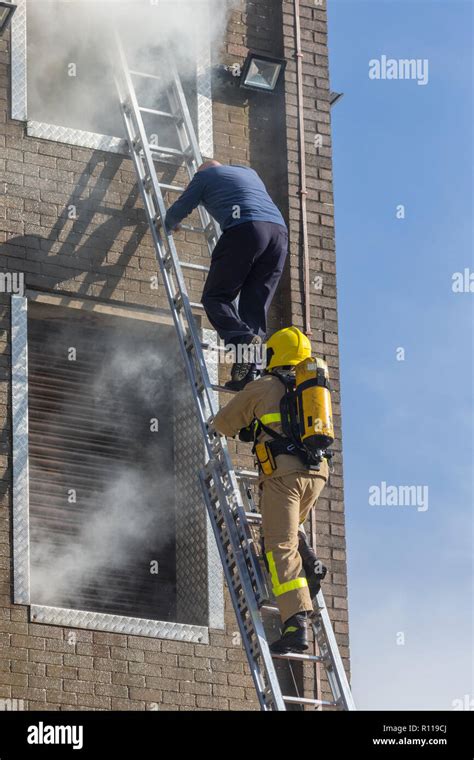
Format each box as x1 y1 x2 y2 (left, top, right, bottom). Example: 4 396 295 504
0 0 350 710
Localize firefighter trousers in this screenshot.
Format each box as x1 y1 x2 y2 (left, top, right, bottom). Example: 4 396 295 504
260 471 327 623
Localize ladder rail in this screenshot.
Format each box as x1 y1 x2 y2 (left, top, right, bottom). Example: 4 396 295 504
217 464 269 604
200 464 285 711
166 60 221 252
312 593 356 711
113 35 216 438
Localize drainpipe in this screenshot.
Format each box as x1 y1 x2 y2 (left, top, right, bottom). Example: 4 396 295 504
294 0 312 337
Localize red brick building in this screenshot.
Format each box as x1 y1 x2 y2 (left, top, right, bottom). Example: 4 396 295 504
0 0 350 710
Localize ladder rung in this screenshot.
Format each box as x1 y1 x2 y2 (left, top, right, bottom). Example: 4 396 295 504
261 604 279 614
273 652 323 663
211 385 237 394
236 469 259 480
245 511 262 522
139 107 176 119
180 224 207 234
159 183 185 193
180 262 210 273
201 342 228 353
283 696 338 707
129 69 162 81
309 608 325 619
174 297 204 313
149 144 189 158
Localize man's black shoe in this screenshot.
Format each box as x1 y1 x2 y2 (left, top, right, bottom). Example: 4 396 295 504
270 613 309 654
225 336 261 391
224 368 259 391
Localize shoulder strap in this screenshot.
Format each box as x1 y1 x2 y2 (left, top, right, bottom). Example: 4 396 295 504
258 420 285 441
257 371 294 442
267 370 294 389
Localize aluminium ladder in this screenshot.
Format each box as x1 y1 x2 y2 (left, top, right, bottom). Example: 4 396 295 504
112 33 355 712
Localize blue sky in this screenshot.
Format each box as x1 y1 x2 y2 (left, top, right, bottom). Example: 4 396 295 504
327 0 473 709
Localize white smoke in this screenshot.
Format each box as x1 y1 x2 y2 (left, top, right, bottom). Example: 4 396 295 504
29 323 185 611
94 344 170 411
27 0 240 137
30 467 175 605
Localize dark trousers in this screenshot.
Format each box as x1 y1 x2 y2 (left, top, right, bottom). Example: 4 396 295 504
201 221 288 347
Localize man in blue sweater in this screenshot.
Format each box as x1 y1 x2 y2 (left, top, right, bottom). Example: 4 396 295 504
164 161 288 390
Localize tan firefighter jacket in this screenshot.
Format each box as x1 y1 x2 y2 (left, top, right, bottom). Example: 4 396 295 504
213 373 329 483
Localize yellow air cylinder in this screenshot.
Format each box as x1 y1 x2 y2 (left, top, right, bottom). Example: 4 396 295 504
295 357 334 450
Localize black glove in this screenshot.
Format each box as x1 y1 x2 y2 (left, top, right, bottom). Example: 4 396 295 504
238 425 255 443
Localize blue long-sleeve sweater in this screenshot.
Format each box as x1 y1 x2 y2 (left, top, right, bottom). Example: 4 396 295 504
164 164 286 232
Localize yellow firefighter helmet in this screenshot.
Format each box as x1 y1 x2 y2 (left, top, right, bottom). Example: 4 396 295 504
265 326 312 370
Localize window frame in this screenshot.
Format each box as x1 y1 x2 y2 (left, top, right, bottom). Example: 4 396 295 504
11 293 224 642
10 0 215 158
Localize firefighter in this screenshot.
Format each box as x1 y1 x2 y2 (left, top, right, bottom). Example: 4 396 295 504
212 326 329 653
164 161 288 390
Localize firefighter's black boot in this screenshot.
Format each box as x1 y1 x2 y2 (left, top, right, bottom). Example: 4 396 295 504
225 336 261 391
270 612 309 654
298 530 327 600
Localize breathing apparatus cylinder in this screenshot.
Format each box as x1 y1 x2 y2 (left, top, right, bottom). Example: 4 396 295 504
295 356 334 451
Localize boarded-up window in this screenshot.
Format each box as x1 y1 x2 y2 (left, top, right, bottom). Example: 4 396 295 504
26 301 210 627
